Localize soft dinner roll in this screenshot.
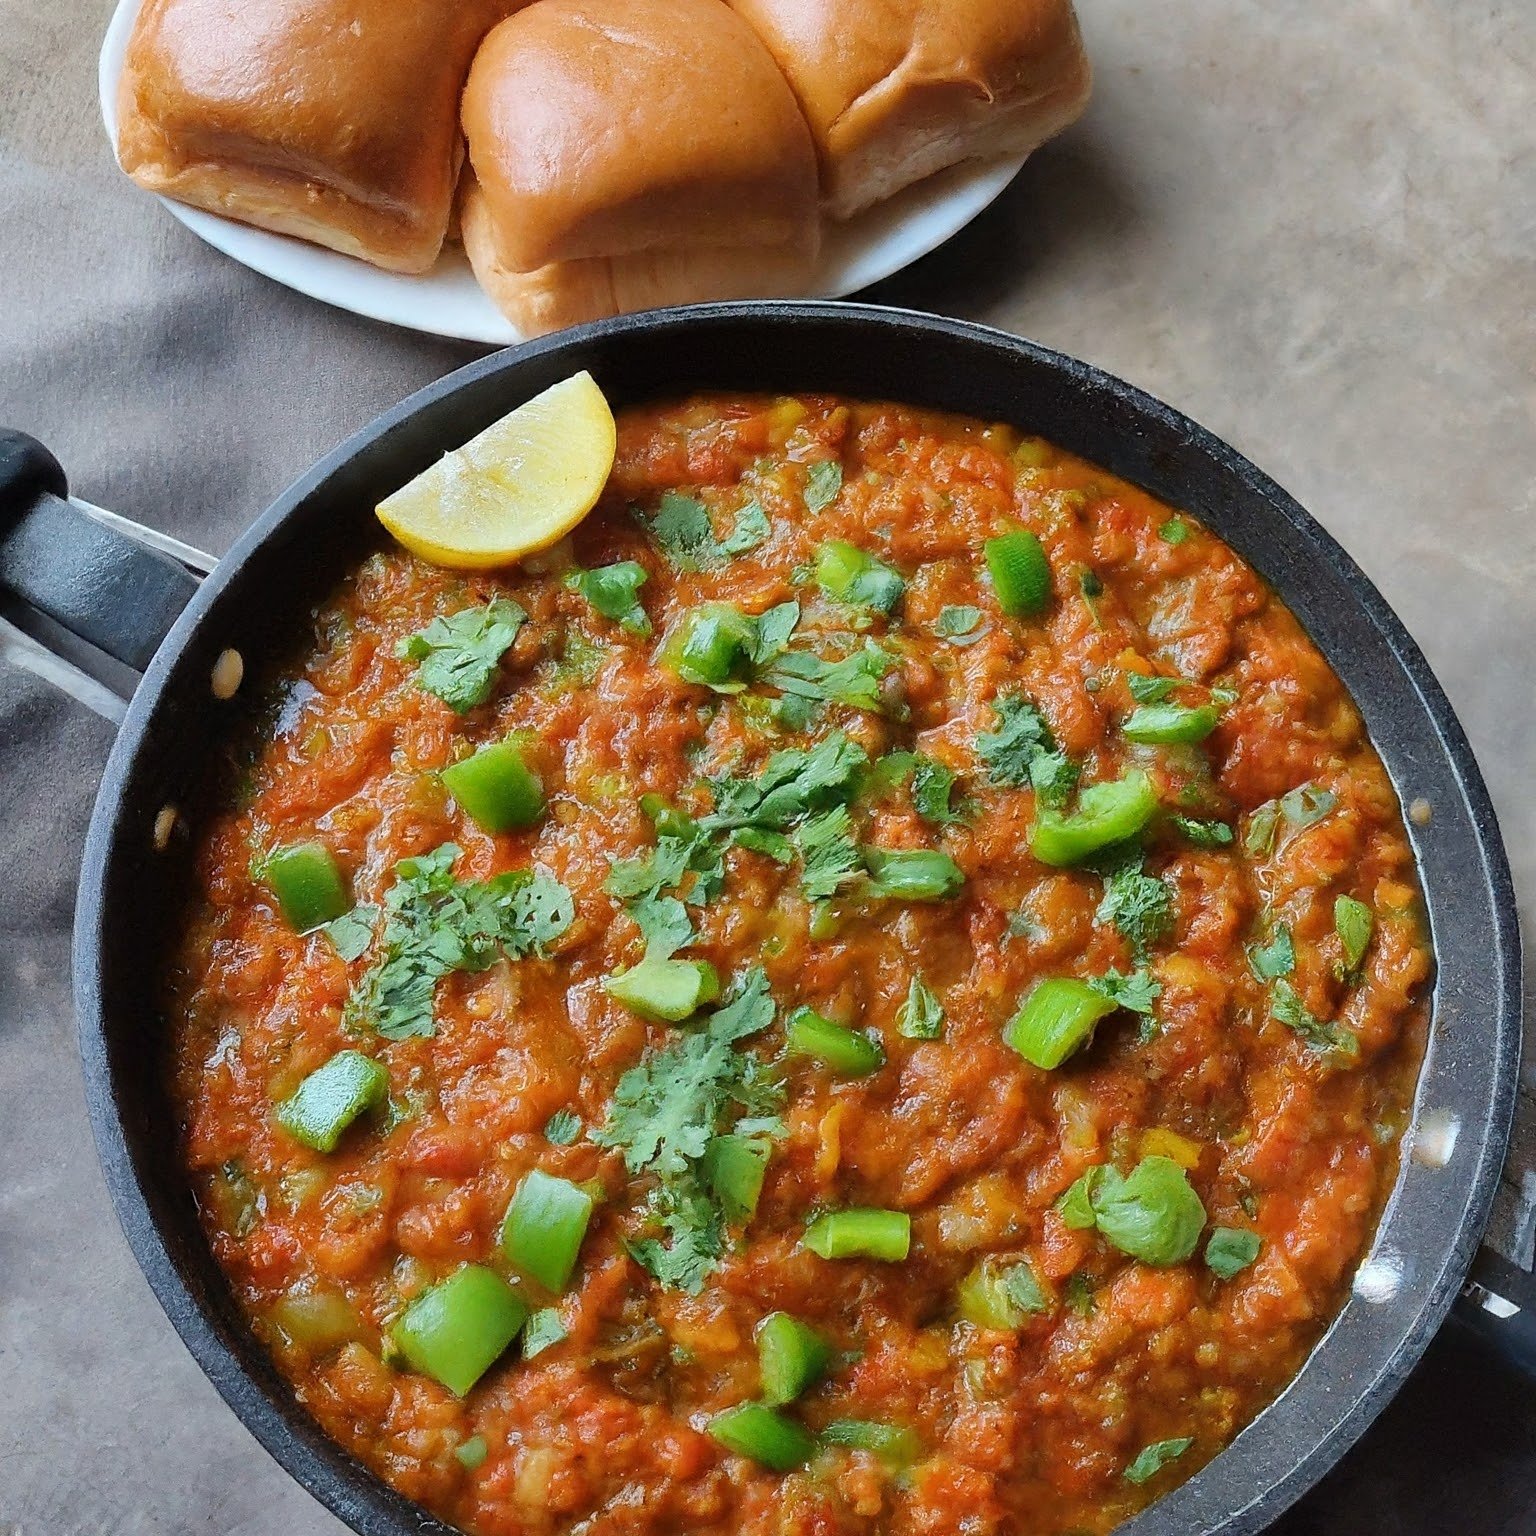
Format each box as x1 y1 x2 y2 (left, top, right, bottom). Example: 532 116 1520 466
725 0 1091 220
460 0 820 336
117 0 515 273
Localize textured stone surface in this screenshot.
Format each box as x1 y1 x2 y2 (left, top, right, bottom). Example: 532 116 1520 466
0 0 1532 1530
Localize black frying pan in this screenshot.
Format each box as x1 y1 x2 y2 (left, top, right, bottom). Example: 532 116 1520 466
0 302 1528 1536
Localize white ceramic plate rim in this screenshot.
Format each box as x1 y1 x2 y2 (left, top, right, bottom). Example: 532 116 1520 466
98 0 1026 345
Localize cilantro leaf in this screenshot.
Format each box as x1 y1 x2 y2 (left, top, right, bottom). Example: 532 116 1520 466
896 975 944 1040
1248 922 1294 981
1125 1437 1192 1485
593 968 782 1292
1205 1226 1261 1279
1270 978 1359 1060
804 459 843 513
1000 1261 1050 1315
1095 861 1174 960
976 694 1078 807
750 602 801 665
1249 783 1339 856
1279 783 1338 829
643 492 772 571
647 492 717 571
521 1307 568 1358
631 893 695 958
1127 672 1179 704
935 605 985 642
911 755 967 825
793 804 863 901
720 500 771 557
1170 814 1234 848
322 905 377 962
703 733 868 833
545 1109 583 1145
346 845 573 1039
567 562 652 636
396 600 526 713
764 641 897 713
1087 966 1161 1016
1158 518 1191 546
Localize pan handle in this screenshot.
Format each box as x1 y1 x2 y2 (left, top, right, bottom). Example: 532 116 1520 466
1454 1245 1536 1377
0 429 211 715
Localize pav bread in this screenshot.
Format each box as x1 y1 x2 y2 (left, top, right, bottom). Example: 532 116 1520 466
724 0 1091 220
459 0 820 336
116 0 514 273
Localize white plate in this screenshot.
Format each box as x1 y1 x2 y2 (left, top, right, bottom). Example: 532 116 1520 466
98 0 1024 345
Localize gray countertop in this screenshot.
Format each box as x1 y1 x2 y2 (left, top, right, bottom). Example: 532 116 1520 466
2 0 1533 1530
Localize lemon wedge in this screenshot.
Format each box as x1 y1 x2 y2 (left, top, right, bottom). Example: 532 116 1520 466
376 370 616 568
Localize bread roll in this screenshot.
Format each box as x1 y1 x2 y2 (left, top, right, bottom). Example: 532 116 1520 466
117 0 514 273
725 0 1091 220
460 0 820 335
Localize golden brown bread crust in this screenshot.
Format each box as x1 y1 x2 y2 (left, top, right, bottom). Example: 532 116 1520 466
725 0 1091 219
460 175 818 338
460 0 820 276
116 0 516 273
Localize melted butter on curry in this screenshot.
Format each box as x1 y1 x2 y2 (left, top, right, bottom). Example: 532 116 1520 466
170 394 1429 1536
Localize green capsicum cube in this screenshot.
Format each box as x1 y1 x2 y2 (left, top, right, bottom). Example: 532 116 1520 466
259 841 350 933
442 739 544 833
389 1265 527 1397
276 1049 388 1152
500 1168 594 1292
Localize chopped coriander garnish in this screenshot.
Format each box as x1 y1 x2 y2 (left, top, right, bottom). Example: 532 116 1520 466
1248 922 1295 981
1056 1157 1206 1266
1086 965 1161 1017
764 640 897 713
1334 895 1374 983
720 499 771 557
344 844 574 1040
1095 860 1174 960
544 1109 583 1146
1205 1226 1261 1279
1169 814 1234 848
1271 978 1359 1061
396 599 526 713
1127 671 1179 704
593 968 782 1292
935 605 985 643
521 1307 568 1359
1063 1272 1095 1314
566 562 651 636
910 755 967 825
1079 569 1103 599
976 694 1078 808
646 492 715 570
642 492 773 570
896 974 944 1039
1125 1436 1193 1484
1280 782 1339 830
793 804 863 901
703 733 868 833
1157 517 1191 546
803 459 843 513
322 904 378 962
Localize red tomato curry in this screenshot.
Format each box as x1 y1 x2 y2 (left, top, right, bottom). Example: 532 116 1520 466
169 393 1430 1536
